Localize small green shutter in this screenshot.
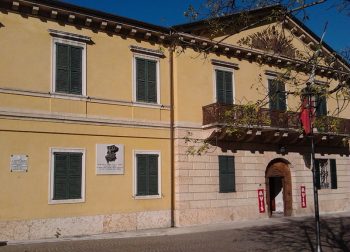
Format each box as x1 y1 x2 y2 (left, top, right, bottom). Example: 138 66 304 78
53 153 69 200
278 82 286 111
268 79 277 110
148 155 159 195
56 43 70 93
53 152 82 200
219 156 235 193
216 70 225 103
69 46 83 95
330 159 337 189
315 159 321 190
147 60 157 103
224 71 233 104
68 153 83 199
136 58 147 102
136 154 158 196
136 154 148 195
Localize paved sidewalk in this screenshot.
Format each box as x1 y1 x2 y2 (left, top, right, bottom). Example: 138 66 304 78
6 211 350 246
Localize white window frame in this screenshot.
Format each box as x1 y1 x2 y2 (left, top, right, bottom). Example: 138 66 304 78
266 74 288 110
133 150 162 200
212 66 235 104
49 148 86 204
132 53 161 106
51 37 87 97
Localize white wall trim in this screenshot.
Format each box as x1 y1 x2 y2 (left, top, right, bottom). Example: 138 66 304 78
132 53 161 105
48 147 86 204
51 37 87 96
132 150 162 200
0 107 171 129
212 65 235 104
0 87 171 109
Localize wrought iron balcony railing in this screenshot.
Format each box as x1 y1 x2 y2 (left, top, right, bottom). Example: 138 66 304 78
202 103 350 135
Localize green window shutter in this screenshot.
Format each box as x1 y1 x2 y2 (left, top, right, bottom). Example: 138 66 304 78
68 153 83 199
330 159 337 189
56 43 70 93
54 153 69 200
216 70 233 104
69 46 83 95
136 58 147 102
224 71 233 104
53 152 82 200
268 79 278 110
277 82 286 111
216 70 225 103
137 154 148 195
136 154 159 196
219 156 235 193
136 58 158 103
56 43 83 95
316 95 327 117
146 60 157 103
148 154 159 195
315 159 321 190
269 80 286 111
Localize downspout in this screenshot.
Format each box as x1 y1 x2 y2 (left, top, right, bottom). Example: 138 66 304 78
169 43 175 227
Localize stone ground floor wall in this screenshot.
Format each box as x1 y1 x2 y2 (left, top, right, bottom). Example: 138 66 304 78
0 210 171 241
174 127 350 227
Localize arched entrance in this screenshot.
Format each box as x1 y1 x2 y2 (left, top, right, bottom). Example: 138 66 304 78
265 158 293 217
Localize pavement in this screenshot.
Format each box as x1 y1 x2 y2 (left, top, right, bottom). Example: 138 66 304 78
4 210 350 247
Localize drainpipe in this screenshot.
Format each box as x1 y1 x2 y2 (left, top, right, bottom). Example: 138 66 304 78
169 44 175 227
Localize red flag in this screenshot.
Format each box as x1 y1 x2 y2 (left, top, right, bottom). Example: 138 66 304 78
300 97 314 134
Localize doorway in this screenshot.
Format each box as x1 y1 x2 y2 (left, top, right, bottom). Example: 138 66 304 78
269 177 284 216
265 159 292 217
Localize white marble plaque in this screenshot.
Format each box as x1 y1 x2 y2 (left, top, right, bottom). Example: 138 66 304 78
10 155 28 172
96 144 124 174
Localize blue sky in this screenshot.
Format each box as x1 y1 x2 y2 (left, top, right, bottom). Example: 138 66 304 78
60 0 349 53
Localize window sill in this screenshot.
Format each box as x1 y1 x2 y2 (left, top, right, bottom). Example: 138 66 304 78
133 194 162 200
50 92 88 101
49 198 85 204
132 102 164 109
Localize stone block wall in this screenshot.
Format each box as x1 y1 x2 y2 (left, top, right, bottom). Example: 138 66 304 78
0 210 171 241
174 127 350 227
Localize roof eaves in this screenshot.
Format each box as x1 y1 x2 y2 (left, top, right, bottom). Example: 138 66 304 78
16 0 170 33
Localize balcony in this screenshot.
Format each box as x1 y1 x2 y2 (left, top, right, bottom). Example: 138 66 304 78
202 103 350 154
203 103 350 134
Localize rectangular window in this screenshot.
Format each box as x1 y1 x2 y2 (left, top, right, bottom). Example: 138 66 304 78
315 94 327 117
315 159 337 189
52 37 86 96
216 69 233 104
50 149 85 204
268 79 286 111
136 153 159 196
219 156 235 193
135 57 158 103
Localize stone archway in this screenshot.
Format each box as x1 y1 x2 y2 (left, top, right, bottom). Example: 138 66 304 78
265 159 293 217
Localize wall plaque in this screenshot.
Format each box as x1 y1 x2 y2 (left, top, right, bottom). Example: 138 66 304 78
96 144 124 174
10 155 28 172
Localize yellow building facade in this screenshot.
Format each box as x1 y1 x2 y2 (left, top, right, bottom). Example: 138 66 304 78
0 0 349 241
